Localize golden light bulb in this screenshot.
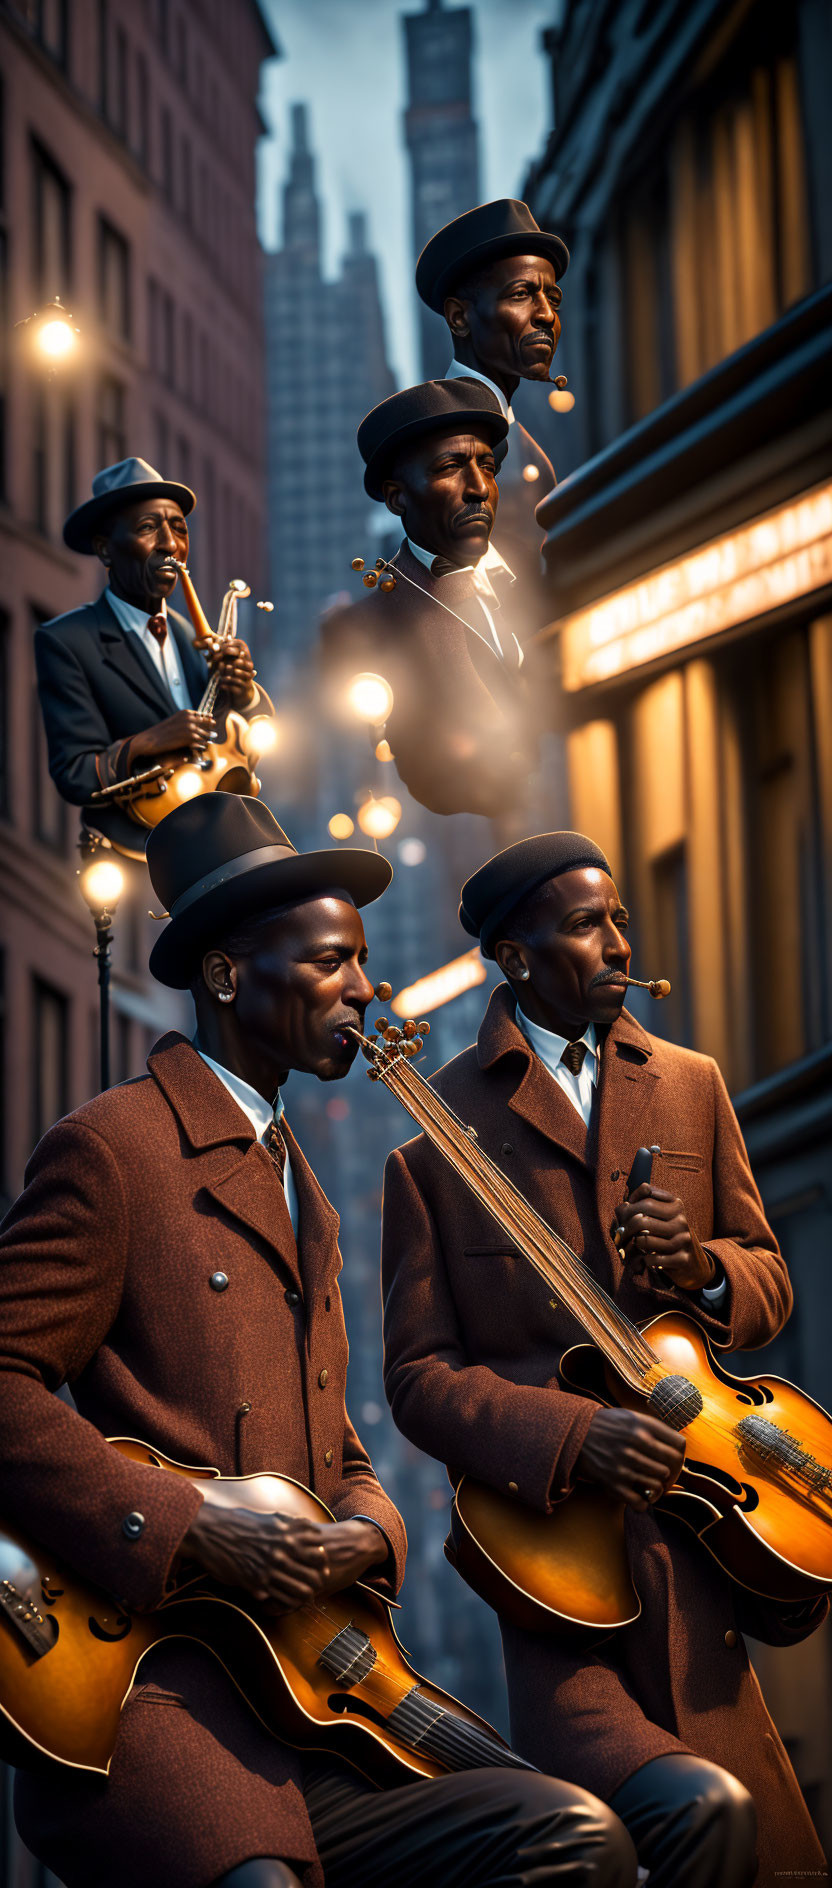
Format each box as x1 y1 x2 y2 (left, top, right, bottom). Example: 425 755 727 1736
328 813 355 840
548 388 576 413
37 318 76 360
522 463 540 482
79 858 125 916
176 769 203 801
347 671 394 724
357 795 402 839
375 738 394 762
245 716 278 759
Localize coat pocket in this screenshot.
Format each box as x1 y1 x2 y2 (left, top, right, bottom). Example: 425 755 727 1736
463 1243 522 1258
654 1149 705 1174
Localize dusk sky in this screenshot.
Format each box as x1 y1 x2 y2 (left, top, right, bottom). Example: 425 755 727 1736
257 0 557 387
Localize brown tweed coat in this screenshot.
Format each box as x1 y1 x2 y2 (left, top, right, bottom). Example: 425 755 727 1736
0 1034 406 1888
381 987 827 1885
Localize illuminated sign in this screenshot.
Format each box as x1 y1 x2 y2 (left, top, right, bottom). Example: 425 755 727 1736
557 482 832 691
392 949 486 1018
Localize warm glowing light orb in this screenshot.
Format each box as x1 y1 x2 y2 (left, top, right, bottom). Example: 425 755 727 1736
375 739 394 762
347 672 394 723
357 795 401 839
398 837 426 867
522 463 540 482
392 948 486 1017
245 716 278 758
549 388 576 413
176 769 203 801
38 319 76 360
79 858 125 915
328 813 355 840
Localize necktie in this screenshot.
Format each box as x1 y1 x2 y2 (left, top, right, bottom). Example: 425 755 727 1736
430 555 464 579
147 613 167 645
262 1118 287 1181
560 1040 587 1077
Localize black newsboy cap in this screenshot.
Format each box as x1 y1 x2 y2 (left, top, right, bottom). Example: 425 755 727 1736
416 198 570 315
460 831 613 960
358 378 508 502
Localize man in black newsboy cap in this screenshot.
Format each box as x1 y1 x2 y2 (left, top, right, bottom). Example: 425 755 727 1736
322 378 539 822
2 792 637 1888
416 199 569 611
381 828 827 1888
34 456 271 856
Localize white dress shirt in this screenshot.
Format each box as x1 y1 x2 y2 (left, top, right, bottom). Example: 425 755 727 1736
195 1048 298 1236
515 1005 727 1305
105 589 190 709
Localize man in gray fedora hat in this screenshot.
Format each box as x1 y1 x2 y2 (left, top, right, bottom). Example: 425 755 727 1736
0 792 637 1888
416 199 570 613
35 456 271 855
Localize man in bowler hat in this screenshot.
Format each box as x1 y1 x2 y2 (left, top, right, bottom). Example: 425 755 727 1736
35 456 271 855
381 830 828 1888
0 795 637 1888
323 378 538 821
416 199 569 610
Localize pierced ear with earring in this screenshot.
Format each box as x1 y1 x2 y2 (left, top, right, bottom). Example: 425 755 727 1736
218 988 234 1004
516 967 530 981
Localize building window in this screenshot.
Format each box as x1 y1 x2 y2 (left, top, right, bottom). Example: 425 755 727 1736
160 107 174 200
32 976 69 1145
98 216 131 339
96 373 126 466
12 0 68 66
0 608 9 821
98 0 108 117
181 136 193 225
31 138 71 300
136 51 150 167
113 24 128 138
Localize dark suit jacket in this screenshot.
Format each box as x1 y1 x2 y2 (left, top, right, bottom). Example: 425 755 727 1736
322 542 537 819
1 1034 406 1887
492 416 555 620
381 987 826 1884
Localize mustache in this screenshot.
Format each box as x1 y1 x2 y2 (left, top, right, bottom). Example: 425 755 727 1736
589 968 629 989
523 328 555 348
331 1011 364 1036
453 503 493 528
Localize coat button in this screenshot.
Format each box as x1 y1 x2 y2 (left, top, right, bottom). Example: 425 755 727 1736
209 1271 229 1292
122 1511 145 1540
238 1401 251 1417
324 1448 334 1467
610 1169 620 1182
318 1368 329 1388
501 1142 514 1158
508 1481 518 1495
285 1289 300 1308
724 1628 738 1648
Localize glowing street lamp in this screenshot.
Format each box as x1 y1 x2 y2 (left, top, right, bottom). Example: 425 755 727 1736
244 716 279 760
391 948 486 1018
17 297 80 376
347 672 394 724
357 795 401 840
78 851 126 1093
328 813 355 840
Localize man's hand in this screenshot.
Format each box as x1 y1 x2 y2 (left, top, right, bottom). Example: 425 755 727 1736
182 1505 386 1613
615 1182 716 1291
197 636 257 709
129 709 216 763
575 1407 685 1511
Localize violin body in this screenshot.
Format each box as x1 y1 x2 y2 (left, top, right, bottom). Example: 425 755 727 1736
448 1312 832 1633
124 710 260 831
0 1439 528 1781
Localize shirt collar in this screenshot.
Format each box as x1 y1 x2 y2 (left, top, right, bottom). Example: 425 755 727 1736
106 588 168 638
194 1046 284 1142
405 538 514 608
515 1009 598 1076
445 357 514 425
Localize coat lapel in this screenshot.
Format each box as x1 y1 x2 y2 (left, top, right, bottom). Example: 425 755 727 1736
96 591 178 718
478 986 591 1169
594 1009 661 1237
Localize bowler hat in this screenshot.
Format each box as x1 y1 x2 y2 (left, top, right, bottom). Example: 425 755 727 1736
358 378 509 502
416 199 569 315
147 795 392 989
64 456 196 555
460 831 613 960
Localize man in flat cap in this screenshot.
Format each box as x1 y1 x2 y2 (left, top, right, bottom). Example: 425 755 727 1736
381 831 827 1888
416 200 568 611
322 379 538 821
35 456 270 855
0 795 638 1888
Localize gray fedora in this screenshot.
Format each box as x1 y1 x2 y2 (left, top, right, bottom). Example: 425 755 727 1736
63 457 196 555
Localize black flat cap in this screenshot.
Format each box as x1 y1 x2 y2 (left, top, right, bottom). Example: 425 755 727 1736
460 831 613 960
416 199 570 315
147 795 391 989
358 378 508 502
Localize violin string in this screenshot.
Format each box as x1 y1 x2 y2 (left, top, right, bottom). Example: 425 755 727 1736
376 1054 832 1488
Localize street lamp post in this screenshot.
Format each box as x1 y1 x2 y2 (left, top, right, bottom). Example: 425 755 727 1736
78 850 125 1093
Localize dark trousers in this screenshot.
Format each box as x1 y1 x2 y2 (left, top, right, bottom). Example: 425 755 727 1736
217 1754 637 1888
609 1755 758 1888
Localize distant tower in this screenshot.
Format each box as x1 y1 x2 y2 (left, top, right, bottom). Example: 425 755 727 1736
403 0 481 378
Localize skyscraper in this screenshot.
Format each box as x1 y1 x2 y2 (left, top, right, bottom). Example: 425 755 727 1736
402 0 481 378
263 105 395 702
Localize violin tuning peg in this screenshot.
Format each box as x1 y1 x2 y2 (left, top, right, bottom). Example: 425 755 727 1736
553 374 568 390
374 981 393 1002
351 557 365 571
417 1020 431 1036
256 599 274 612
374 1016 389 1032
375 559 386 570
410 1036 424 1054
402 1019 417 1040
383 1025 402 1043
363 571 378 588
367 1066 380 1081
379 575 396 592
